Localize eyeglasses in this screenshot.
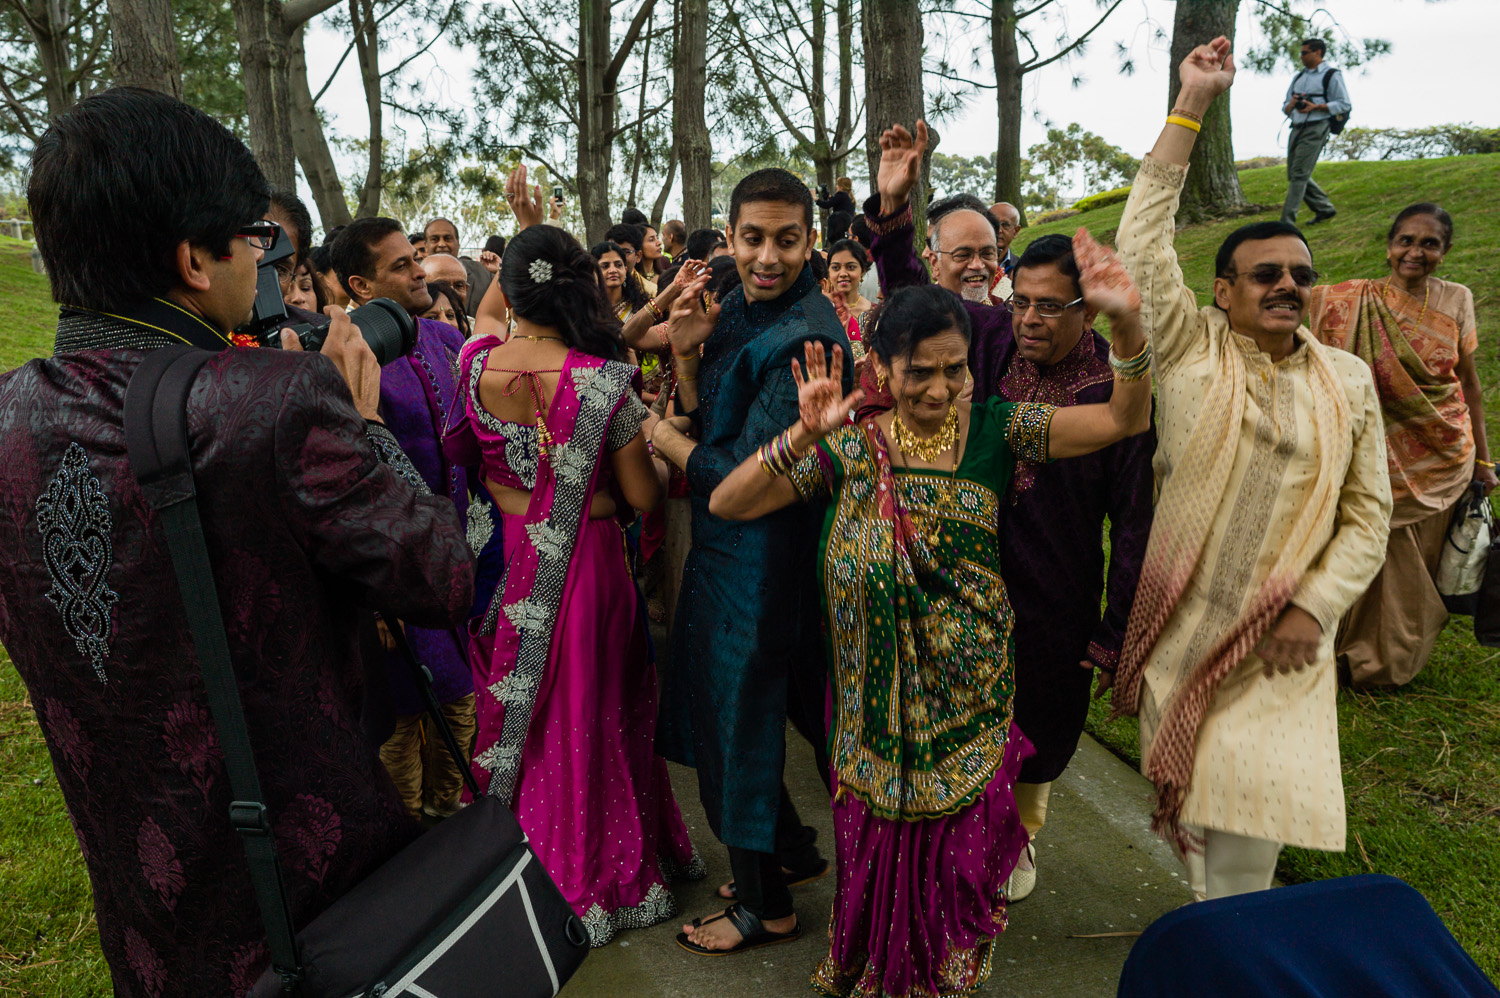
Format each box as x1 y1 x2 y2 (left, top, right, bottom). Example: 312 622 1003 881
236 220 281 251
1222 264 1319 288
1002 295 1085 318
934 246 1000 266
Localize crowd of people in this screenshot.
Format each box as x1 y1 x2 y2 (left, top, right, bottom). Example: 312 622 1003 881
0 30 1489 998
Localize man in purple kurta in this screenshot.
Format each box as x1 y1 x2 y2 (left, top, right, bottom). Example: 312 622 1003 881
0 90 474 995
865 125 1154 900
333 216 478 819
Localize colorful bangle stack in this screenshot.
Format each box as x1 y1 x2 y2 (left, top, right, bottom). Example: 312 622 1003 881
756 426 804 477
1108 342 1153 382
645 299 666 323
1167 107 1203 133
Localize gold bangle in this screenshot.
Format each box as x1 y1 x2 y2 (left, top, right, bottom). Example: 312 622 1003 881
1169 107 1203 123
677 370 697 382
1477 458 1496 469
1166 115 1202 134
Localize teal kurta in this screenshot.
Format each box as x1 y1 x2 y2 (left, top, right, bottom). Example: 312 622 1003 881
659 266 851 852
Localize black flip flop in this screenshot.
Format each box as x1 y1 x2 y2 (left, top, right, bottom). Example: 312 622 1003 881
676 903 802 956
716 858 831 901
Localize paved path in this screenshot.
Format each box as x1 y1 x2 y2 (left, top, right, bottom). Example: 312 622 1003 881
564 731 1192 997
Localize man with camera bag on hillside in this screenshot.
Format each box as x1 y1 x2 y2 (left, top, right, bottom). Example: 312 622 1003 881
0 87 474 995
1281 37 1351 226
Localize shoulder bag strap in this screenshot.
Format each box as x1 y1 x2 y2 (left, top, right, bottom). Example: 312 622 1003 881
123 345 305 993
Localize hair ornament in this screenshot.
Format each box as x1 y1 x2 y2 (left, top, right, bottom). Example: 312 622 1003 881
528 258 553 284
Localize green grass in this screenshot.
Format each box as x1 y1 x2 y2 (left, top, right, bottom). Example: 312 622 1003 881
1020 154 1500 979
2 159 1499 990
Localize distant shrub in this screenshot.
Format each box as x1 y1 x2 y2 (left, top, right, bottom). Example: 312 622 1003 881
1328 124 1500 161
1032 207 1081 225
1071 186 1131 212
1236 156 1285 171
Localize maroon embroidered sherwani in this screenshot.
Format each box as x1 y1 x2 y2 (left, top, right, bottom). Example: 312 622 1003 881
0 302 473 997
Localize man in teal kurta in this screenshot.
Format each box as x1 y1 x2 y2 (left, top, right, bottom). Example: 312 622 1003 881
652 168 852 948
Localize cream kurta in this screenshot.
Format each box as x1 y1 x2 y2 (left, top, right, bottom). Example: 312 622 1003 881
1117 157 1392 850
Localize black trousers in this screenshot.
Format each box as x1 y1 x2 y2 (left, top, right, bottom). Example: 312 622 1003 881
726 785 822 920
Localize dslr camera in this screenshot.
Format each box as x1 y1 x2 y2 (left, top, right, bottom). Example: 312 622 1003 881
1292 93 1316 112
237 226 417 366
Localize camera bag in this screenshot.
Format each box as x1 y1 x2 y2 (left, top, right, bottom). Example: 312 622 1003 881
124 345 589 997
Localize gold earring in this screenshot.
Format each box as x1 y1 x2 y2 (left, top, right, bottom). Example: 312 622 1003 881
876 370 887 392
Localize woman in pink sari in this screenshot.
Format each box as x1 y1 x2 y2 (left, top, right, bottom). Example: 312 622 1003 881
445 220 703 946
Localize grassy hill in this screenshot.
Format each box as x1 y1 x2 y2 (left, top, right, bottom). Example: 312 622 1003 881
1 156 1499 992
1020 154 1500 980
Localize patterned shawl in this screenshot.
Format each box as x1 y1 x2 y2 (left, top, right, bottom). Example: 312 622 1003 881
1112 320 1353 845
794 418 1020 821
1310 278 1473 525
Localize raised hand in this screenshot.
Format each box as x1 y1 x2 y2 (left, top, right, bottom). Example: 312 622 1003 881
1074 227 1141 321
479 249 501 274
791 341 864 440
666 271 720 356
877 120 928 213
1178 35 1236 101
505 164 546 230
673 258 708 290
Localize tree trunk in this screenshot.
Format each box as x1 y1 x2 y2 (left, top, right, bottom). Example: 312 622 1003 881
862 0 927 239
626 6 653 208
1168 0 1247 221
107 0 182 97
350 0 382 218
675 0 711 230
289 24 353 230
576 0 614 242
650 141 677 229
231 0 339 189
30 3 77 118
992 0 1026 225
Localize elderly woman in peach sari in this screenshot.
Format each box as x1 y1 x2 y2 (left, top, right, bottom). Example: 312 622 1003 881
1309 202 1495 687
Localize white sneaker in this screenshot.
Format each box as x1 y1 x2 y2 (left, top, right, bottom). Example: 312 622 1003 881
1005 842 1037 902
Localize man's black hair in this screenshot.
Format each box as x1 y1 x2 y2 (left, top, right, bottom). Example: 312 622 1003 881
410 232 426 244
268 186 313 266
310 244 335 274
927 194 1000 249
29 86 269 313
331 216 406 297
620 207 649 227
1012 234 1082 298
483 234 507 257
729 167 814 231
1301 38 1326 55
322 224 346 245
1214 221 1311 278
604 222 645 253
686 227 726 261
849 215 873 249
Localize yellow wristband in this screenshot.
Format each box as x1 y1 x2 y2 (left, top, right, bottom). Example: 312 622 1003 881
1477 458 1495 469
1167 115 1202 133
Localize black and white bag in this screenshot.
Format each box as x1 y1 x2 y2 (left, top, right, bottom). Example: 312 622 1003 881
125 346 589 997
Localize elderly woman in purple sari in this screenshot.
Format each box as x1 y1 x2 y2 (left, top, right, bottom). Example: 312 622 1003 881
444 218 703 947
705 229 1152 994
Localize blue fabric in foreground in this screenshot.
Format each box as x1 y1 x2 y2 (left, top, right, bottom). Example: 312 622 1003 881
1118 874 1499 998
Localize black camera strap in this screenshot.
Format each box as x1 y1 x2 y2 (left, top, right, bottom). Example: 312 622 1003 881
124 345 479 992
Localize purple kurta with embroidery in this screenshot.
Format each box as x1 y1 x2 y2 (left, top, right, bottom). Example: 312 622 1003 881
997 332 1155 781
377 317 475 711
0 316 473 997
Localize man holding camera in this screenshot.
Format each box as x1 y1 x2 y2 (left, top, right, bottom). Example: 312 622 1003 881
1281 37 1350 226
0 89 473 995
333 217 479 822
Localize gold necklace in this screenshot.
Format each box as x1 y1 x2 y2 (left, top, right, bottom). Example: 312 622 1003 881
891 405 964 549
1382 274 1430 333
513 334 564 342
892 403 959 463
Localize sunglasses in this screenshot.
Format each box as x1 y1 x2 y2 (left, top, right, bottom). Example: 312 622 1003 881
1223 264 1319 288
236 220 281 251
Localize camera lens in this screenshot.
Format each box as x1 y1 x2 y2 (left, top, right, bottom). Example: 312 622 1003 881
350 298 417 366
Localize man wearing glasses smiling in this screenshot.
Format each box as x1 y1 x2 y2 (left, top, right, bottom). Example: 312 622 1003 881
1112 37 1390 902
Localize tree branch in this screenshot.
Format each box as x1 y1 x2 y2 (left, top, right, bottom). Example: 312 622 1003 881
727 5 813 151
605 96 671 142
283 0 344 31
604 0 658 86
1021 0 1125 74
929 69 997 89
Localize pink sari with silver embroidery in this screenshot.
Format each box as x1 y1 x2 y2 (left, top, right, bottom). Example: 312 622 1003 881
442 335 701 946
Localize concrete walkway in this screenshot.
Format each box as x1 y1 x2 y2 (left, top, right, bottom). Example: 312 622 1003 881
564 731 1192 997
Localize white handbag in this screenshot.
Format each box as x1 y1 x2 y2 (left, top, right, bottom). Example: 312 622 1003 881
1437 485 1492 615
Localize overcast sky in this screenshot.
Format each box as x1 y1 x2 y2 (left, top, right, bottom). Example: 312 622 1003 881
303 0 1500 219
